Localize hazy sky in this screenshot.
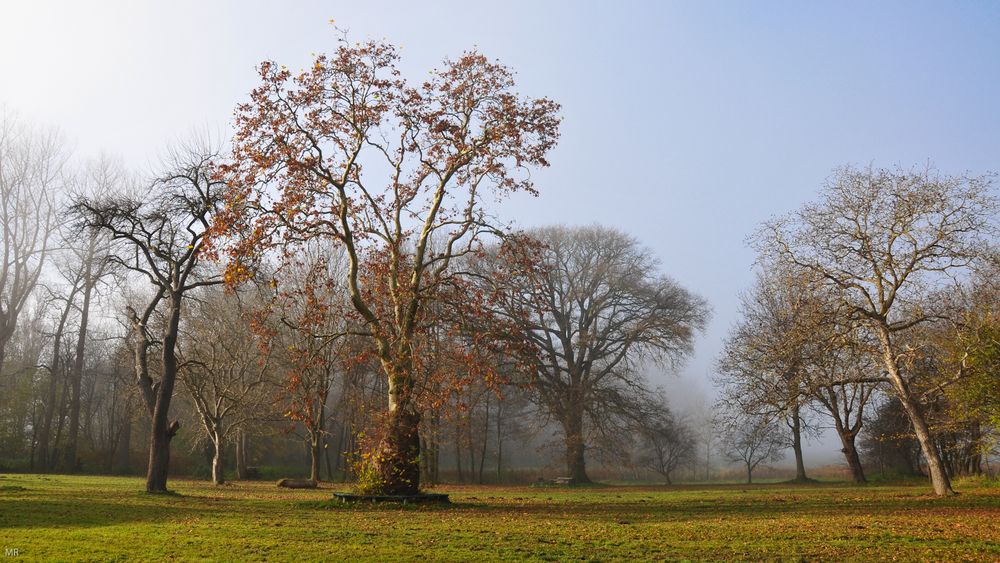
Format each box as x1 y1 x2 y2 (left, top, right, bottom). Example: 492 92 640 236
2 1 999 462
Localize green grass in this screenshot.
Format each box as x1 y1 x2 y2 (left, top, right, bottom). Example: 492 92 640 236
2 473 999 561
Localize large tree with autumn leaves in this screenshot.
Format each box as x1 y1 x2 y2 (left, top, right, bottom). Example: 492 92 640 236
210 37 560 495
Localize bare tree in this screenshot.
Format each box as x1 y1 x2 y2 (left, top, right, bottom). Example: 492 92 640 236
494 225 709 483
718 412 786 484
636 395 696 484
756 165 997 495
73 141 223 493
0 112 62 382
716 266 816 481
60 158 119 472
178 288 271 485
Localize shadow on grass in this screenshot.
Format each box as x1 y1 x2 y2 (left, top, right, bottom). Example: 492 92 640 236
0 497 194 529
299 499 487 512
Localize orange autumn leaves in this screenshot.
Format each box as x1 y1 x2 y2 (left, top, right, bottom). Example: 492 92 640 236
206 36 560 432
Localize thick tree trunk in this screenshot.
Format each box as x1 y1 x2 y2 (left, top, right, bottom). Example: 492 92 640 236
877 327 954 496
837 428 866 483
370 407 422 495
147 419 178 492
563 408 591 483
789 404 808 482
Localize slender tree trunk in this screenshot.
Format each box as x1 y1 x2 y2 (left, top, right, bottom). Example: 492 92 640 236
29 404 40 470
113 416 131 474
789 404 808 481
146 293 182 494
419 433 430 484
478 398 489 484
746 462 753 484
467 421 476 483
455 422 464 483
235 428 248 480
342 427 354 483
39 293 76 471
433 414 440 483
496 405 504 483
324 435 335 482
38 343 62 470
418 416 437 486
211 431 225 485
309 434 321 482
51 373 71 463
64 276 94 473
334 423 347 481
563 406 591 483
876 326 954 496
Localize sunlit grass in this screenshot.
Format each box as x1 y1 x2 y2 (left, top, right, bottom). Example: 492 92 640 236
1 473 999 561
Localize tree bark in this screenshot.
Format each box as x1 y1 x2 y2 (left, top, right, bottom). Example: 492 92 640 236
113 415 131 474
746 462 753 484
39 294 74 471
146 293 182 494
836 428 866 483
877 326 954 496
478 398 489 484
563 407 591 483
370 407 422 495
455 428 464 483
789 404 808 482
64 271 95 473
309 434 322 483
235 428 248 480
211 432 225 485
495 404 504 484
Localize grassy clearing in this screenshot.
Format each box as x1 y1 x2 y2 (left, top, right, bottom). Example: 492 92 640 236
1 474 999 561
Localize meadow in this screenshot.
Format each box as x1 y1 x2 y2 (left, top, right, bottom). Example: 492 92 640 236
1 474 999 561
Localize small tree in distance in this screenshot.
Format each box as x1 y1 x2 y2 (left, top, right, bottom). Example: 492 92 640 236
636 395 697 485
718 412 786 484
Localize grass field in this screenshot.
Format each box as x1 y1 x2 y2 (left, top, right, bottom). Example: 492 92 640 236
2 474 1000 561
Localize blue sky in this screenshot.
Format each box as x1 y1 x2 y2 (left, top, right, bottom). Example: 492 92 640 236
2 0 998 460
